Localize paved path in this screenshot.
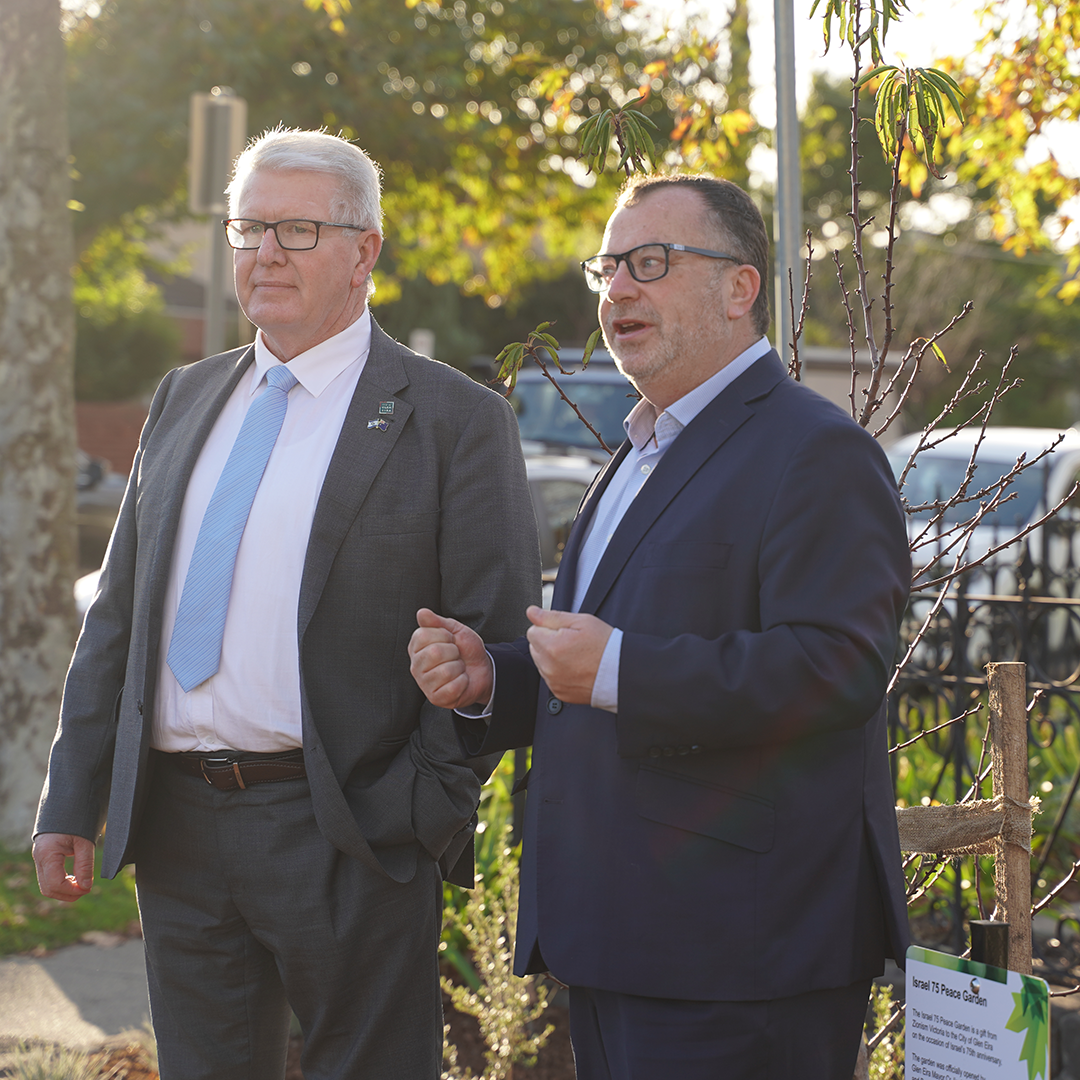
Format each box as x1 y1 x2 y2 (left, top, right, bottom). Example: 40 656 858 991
0 936 150 1052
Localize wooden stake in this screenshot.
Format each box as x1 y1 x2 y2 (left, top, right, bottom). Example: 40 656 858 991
986 662 1032 975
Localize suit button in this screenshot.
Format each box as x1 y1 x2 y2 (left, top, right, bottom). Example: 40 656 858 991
648 747 661 758
546 697 563 715
662 747 674 756
690 745 703 755
677 745 689 755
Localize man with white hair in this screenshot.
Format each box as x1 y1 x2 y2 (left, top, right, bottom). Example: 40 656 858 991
33 127 540 1079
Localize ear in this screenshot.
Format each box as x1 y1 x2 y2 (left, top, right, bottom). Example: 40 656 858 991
725 264 760 321
351 230 383 289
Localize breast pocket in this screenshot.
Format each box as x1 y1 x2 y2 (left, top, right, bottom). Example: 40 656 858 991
636 764 775 852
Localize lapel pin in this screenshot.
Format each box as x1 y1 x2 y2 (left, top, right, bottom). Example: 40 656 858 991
379 401 395 415
367 419 390 431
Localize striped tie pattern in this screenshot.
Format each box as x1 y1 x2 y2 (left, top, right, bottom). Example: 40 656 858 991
167 364 299 692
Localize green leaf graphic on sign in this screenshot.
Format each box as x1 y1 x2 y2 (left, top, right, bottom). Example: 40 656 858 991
1005 975 1049 1080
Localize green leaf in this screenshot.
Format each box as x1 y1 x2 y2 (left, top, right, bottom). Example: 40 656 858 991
581 326 603 368
855 63 895 89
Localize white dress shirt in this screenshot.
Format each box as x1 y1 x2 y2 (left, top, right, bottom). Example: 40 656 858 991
582 336 773 711
151 311 372 752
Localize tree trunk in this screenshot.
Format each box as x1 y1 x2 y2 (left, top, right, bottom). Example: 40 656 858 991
0 0 78 848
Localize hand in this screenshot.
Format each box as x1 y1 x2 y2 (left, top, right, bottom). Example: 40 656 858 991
33 833 95 902
526 605 613 705
409 608 494 710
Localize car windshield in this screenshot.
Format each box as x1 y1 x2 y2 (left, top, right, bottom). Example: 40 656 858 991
889 453 1048 528
509 378 635 451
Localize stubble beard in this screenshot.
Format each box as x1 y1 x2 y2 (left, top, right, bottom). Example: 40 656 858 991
603 297 725 400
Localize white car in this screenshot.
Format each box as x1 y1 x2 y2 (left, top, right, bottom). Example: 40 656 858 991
888 426 1080 573
889 426 1080 674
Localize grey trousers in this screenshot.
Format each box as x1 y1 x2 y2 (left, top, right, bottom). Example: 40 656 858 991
134 758 444 1080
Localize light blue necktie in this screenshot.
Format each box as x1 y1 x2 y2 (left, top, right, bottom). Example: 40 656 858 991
167 364 299 692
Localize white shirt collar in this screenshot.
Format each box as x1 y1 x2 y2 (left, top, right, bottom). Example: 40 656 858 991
251 308 372 398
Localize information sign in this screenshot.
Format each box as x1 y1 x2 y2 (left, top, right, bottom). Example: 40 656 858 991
906 946 1049 1080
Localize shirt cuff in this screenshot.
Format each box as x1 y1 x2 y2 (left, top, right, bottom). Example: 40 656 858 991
590 627 622 713
454 650 496 719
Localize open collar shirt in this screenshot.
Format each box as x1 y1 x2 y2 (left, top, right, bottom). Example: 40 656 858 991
581 335 773 711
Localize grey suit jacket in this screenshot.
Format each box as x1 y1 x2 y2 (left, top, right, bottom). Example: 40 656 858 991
36 320 541 885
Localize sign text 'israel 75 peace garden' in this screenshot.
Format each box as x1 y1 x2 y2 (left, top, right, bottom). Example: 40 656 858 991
906 946 1049 1080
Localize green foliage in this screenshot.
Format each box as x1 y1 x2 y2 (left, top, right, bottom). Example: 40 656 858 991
0 844 140 957
72 222 182 401
441 752 518 987
867 983 904 1080
441 825 553 1080
942 0 1080 300
62 0 640 304
858 64 964 179
811 0 909 68
575 97 659 177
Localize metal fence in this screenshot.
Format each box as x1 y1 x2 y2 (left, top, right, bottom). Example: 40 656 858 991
891 513 1080 951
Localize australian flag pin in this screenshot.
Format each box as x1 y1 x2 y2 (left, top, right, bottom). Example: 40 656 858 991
367 419 389 431
379 401 395 415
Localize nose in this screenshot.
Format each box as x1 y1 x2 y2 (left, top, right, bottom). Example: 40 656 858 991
603 257 639 302
255 226 287 265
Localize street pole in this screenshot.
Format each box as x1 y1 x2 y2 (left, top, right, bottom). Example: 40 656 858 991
774 0 803 361
188 88 247 357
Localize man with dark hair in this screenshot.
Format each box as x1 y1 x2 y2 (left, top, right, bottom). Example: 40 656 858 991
34 128 540 1080
410 172 911 1078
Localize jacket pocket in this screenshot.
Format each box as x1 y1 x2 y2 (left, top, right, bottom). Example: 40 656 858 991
636 764 775 852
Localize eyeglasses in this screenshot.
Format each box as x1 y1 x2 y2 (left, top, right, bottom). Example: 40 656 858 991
222 218 366 251
581 243 741 293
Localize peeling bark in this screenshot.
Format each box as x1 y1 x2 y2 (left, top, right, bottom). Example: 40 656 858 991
0 0 78 847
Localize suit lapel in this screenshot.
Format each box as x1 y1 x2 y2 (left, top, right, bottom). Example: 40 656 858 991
577 352 786 614
154 347 255 528
297 321 413 638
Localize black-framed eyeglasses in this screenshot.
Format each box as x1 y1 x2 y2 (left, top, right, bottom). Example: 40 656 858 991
222 218 366 251
581 243 741 293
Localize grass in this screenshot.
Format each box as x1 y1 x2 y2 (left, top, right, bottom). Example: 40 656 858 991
0 843 140 957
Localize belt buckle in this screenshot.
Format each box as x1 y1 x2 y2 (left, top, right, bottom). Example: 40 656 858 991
199 756 247 790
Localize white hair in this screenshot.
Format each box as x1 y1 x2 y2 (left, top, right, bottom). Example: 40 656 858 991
226 126 383 236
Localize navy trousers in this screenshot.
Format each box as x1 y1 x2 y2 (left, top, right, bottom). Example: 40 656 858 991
568 979 873 1080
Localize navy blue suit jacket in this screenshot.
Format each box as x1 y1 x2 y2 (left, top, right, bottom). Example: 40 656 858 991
460 351 911 1001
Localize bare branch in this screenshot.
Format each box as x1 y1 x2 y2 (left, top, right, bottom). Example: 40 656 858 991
1033 856 1080 917
788 231 815 385
889 705 980 753
856 117 907 428
867 1004 905 1051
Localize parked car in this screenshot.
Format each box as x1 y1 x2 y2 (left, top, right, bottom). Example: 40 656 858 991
525 453 602 606
889 427 1080 676
76 449 126 571
887 426 1080 570
474 347 635 463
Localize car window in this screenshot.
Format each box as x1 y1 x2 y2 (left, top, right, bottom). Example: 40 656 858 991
889 454 1047 528
533 478 588 566
510 379 634 451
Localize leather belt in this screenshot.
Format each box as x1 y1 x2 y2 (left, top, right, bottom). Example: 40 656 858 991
162 749 306 791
